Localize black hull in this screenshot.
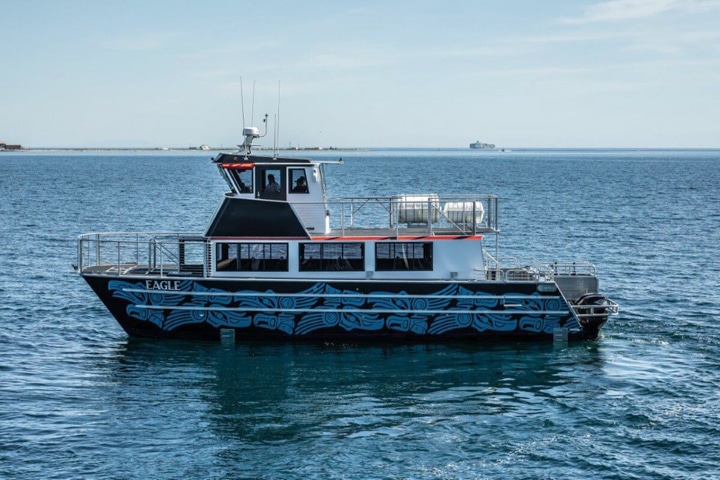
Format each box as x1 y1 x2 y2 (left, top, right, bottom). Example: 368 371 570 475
82 275 602 342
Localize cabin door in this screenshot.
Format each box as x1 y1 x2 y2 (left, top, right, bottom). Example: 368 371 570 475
256 167 286 201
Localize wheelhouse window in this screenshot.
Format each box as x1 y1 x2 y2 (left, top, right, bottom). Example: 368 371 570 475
216 243 288 272
300 243 364 271
289 168 309 194
375 242 433 271
262 168 282 193
229 168 253 193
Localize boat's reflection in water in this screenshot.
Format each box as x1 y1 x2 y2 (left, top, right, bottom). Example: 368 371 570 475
105 338 608 443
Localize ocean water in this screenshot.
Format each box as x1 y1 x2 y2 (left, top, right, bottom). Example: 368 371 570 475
1 149 719 479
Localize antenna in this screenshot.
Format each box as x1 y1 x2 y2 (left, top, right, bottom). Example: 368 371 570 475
240 77 246 128
251 80 256 127
276 80 281 157
272 114 277 158
237 79 270 155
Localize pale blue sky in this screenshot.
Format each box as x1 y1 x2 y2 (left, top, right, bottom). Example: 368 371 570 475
2 0 719 148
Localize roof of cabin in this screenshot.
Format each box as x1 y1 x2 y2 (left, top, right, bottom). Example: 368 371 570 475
213 153 314 164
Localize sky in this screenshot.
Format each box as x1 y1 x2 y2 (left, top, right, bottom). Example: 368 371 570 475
1 0 719 148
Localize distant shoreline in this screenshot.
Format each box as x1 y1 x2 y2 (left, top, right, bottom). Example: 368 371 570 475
2 146 357 152
3 146 719 152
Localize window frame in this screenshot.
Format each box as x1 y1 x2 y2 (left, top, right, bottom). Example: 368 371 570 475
229 168 253 193
299 242 365 271
215 242 289 272
375 242 433 271
289 168 310 194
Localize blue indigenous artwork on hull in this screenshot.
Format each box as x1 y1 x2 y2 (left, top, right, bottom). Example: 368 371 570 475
108 280 578 335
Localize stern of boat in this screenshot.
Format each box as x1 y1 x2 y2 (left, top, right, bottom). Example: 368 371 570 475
550 263 619 339
481 256 619 339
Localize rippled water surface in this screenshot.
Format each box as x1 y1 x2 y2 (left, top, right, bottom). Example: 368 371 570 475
1 149 719 479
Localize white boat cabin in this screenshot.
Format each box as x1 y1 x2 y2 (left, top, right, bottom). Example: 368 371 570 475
205 152 496 282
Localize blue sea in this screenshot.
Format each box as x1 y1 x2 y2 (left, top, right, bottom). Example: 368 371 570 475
1 148 719 479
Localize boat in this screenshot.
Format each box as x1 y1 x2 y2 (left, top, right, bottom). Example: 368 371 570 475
470 141 495 149
76 124 618 342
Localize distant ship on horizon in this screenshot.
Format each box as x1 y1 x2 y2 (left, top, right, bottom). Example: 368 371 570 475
469 140 495 149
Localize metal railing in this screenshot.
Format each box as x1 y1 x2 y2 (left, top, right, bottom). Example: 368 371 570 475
481 252 556 282
572 300 620 318
77 232 208 276
327 194 498 236
549 262 597 276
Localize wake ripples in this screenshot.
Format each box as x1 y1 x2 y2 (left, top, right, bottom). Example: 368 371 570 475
2 150 720 478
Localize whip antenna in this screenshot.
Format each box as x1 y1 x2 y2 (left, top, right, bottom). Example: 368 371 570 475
251 80 256 127
275 80 281 157
240 77 246 129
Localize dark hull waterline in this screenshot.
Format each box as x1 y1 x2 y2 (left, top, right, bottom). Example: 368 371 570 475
83 274 608 342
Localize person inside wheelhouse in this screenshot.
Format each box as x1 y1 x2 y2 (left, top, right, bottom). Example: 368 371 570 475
289 168 310 194
265 174 281 192
292 176 308 193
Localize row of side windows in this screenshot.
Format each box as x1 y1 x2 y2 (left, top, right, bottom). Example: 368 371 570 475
215 242 433 272
226 168 310 195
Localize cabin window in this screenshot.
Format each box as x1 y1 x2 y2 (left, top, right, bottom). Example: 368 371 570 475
375 242 433 271
215 243 288 272
229 169 253 193
289 168 309 194
299 243 364 271
262 169 283 193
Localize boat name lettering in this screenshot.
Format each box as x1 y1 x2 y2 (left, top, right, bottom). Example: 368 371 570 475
145 280 182 291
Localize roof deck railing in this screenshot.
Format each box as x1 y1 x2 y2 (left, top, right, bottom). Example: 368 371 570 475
327 194 498 236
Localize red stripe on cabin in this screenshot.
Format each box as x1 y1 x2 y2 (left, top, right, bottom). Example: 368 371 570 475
306 235 484 241
209 235 483 242
221 163 254 169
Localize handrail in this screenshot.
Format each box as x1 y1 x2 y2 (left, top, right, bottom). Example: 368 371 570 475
152 238 180 275
572 300 620 317
550 262 597 276
481 252 559 282
326 194 498 235
77 232 207 277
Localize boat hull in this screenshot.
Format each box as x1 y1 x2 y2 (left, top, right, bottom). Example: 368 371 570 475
82 274 604 342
